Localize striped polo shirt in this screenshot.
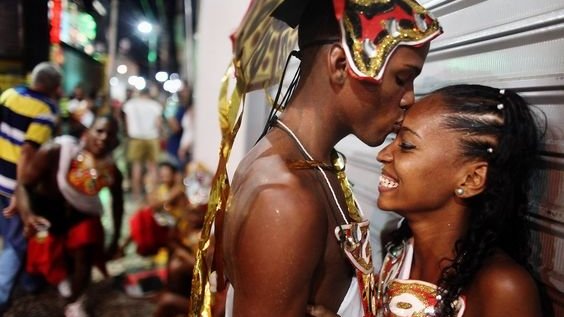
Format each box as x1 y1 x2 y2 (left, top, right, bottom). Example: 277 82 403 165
0 86 58 197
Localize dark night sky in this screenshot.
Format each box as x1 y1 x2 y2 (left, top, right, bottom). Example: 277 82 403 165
81 0 198 77
117 0 177 76
115 0 198 77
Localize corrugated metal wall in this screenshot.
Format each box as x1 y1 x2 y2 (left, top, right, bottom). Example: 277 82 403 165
339 0 564 315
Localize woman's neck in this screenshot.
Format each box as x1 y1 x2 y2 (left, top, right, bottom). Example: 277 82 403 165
407 210 469 283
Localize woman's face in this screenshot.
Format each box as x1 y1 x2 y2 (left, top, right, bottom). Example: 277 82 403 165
84 118 118 158
376 95 470 214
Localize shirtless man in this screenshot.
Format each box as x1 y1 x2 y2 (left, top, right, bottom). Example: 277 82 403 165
222 0 441 316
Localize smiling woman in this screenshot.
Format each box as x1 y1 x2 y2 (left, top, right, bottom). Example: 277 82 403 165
375 84 544 317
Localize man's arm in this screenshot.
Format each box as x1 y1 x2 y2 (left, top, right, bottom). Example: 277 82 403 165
14 143 57 236
3 142 41 218
230 182 327 317
167 116 181 135
7 99 57 216
107 165 124 259
120 104 129 137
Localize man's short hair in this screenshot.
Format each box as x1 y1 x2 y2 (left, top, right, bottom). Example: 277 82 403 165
30 62 62 93
298 0 340 50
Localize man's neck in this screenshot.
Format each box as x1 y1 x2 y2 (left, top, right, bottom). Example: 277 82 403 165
278 97 346 162
28 85 49 98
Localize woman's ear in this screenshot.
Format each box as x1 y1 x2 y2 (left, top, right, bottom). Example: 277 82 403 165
328 44 348 85
458 161 488 198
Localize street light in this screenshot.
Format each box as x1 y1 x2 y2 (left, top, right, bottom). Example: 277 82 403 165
117 64 127 74
155 71 168 82
137 21 153 34
136 20 158 77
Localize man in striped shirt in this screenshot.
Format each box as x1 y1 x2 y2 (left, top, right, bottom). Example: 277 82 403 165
0 62 62 312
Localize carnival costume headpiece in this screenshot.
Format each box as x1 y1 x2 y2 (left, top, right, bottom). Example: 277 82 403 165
274 0 442 82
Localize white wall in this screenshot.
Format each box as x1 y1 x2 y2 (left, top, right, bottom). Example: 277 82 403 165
192 0 250 175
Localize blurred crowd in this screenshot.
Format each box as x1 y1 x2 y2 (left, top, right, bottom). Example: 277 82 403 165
0 62 212 317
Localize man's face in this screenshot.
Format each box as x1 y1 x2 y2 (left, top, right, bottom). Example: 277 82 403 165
51 85 63 101
158 165 176 186
343 44 429 146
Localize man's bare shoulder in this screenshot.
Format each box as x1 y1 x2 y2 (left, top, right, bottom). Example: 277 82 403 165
223 143 332 314
230 143 327 225
224 139 330 252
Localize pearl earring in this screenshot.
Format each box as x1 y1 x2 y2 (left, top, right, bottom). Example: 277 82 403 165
455 188 464 196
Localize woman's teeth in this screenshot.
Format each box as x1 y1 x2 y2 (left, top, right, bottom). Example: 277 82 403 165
379 175 398 188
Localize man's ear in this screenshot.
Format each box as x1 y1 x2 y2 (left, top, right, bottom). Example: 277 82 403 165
457 161 488 198
328 44 348 85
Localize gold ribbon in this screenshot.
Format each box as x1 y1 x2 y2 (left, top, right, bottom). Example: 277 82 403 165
188 63 245 316
332 151 363 223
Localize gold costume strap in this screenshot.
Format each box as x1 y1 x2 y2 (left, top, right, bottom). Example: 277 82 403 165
188 63 245 316
331 151 363 223
287 159 336 171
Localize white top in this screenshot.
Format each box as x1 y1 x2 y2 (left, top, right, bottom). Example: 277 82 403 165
378 238 466 317
225 277 363 317
122 96 162 139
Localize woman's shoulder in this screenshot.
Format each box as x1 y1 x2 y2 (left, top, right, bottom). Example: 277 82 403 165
464 251 542 316
474 251 536 292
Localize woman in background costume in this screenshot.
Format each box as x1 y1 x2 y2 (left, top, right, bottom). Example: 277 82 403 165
17 116 123 313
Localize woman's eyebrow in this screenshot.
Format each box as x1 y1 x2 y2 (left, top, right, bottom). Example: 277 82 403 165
399 126 421 138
